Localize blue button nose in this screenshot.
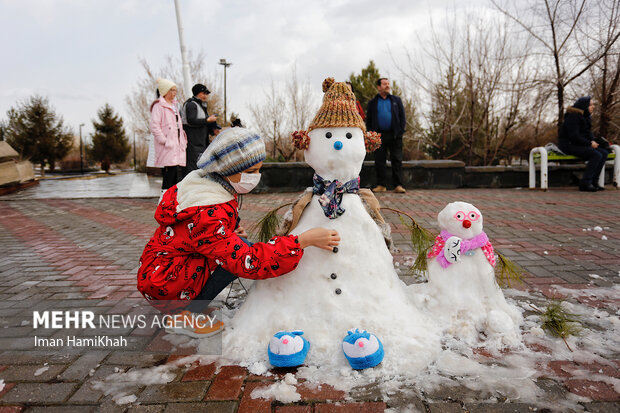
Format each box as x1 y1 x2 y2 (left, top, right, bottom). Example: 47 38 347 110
334 141 343 150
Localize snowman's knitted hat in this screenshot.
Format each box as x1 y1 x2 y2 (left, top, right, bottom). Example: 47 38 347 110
197 127 266 176
308 78 366 133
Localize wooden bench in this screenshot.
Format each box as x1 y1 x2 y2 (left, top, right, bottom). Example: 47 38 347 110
529 144 619 190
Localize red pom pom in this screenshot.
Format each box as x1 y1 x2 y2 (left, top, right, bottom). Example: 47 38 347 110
291 130 311 150
364 131 382 152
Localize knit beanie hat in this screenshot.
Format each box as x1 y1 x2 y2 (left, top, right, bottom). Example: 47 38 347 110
197 127 266 176
157 78 176 97
307 78 366 133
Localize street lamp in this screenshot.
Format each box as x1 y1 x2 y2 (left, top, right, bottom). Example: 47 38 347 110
218 58 232 124
79 123 85 175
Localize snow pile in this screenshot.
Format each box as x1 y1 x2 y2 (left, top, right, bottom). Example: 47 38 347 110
251 373 301 403
92 364 178 404
34 366 49 376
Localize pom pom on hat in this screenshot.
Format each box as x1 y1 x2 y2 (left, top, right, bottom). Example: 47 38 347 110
197 127 266 176
308 77 366 133
364 131 382 152
291 130 310 150
157 78 177 97
322 77 335 92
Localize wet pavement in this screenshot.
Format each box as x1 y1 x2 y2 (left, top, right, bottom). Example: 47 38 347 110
3 172 161 199
0 173 618 412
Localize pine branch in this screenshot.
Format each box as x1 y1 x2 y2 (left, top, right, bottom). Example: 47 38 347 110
249 203 292 242
530 301 582 352
495 251 525 287
381 207 435 277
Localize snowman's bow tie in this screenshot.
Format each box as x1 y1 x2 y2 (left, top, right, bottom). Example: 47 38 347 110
312 174 360 219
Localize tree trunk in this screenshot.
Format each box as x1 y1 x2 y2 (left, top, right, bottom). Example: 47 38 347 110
556 82 564 137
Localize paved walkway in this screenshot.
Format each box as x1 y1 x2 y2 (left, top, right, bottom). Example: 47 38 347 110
0 174 618 412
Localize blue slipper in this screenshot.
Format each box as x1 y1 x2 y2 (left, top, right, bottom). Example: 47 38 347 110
342 328 384 370
268 330 310 368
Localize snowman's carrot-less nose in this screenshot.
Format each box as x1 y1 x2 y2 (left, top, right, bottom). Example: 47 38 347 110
333 141 343 150
462 220 471 228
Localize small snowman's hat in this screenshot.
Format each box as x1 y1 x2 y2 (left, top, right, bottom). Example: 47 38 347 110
292 78 381 152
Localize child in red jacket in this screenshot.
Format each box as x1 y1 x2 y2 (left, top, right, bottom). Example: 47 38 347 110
137 127 339 337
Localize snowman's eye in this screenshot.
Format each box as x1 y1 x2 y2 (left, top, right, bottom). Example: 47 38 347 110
325 132 332 139
468 211 480 221
346 132 352 139
453 211 465 221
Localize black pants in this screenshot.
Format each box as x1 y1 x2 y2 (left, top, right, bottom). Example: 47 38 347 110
373 130 403 187
185 237 252 312
162 166 185 190
559 144 609 185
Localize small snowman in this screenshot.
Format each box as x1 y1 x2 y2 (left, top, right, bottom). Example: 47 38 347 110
222 78 440 371
418 201 523 347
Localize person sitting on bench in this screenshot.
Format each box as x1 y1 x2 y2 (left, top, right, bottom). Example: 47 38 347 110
558 96 609 192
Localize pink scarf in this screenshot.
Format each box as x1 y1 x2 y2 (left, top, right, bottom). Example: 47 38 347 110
427 230 496 268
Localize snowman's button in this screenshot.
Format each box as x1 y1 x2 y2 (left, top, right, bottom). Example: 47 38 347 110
334 141 343 150
330 273 337 279
332 247 338 253
335 288 342 295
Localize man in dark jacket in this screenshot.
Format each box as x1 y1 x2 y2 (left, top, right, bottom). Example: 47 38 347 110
558 96 609 192
182 84 217 175
366 78 407 193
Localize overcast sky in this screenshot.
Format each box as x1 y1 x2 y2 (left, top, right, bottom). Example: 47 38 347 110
1 0 490 137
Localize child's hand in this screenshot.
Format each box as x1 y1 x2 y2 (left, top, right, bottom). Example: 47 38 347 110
298 228 340 251
235 226 248 238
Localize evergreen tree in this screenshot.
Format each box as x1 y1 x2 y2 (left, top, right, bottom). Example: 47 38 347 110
4 95 73 173
0 120 6 141
348 60 383 112
89 104 130 171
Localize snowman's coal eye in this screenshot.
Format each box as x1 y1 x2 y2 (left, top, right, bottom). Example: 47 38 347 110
468 211 480 220
325 132 332 139
454 211 465 221
346 132 352 139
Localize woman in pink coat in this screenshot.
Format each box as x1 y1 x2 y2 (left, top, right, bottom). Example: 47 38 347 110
150 78 188 194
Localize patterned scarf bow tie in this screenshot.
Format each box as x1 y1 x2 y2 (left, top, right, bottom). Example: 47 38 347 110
312 174 360 219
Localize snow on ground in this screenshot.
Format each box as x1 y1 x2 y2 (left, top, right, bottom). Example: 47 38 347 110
95 279 619 410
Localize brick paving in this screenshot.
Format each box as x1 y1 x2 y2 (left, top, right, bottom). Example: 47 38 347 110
0 177 619 412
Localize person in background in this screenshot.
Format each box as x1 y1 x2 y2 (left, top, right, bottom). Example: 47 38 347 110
558 96 609 192
365 77 407 194
209 123 222 143
182 83 218 175
150 78 187 197
137 127 340 337
345 81 365 121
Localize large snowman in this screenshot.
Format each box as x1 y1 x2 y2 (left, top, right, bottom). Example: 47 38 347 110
409 201 523 347
220 78 440 374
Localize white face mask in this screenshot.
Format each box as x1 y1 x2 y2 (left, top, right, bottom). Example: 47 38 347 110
229 172 261 194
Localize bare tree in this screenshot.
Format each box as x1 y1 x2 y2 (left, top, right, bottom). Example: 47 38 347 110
580 0 620 140
124 51 222 167
492 0 620 133
248 65 318 161
396 9 535 165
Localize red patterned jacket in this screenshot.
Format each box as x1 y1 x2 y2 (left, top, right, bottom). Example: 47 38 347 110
137 175 303 311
